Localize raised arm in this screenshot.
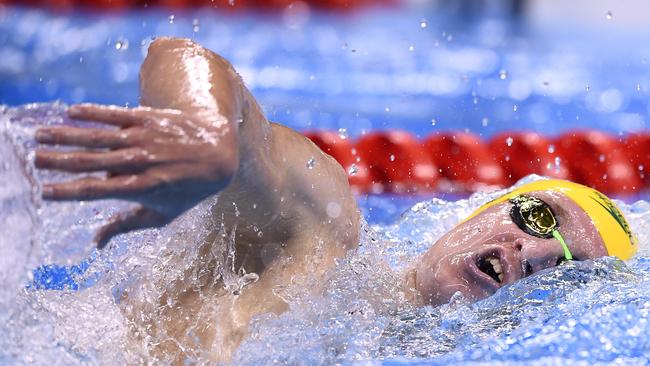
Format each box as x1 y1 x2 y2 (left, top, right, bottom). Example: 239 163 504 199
34 37 359 257
35 38 245 247
34 37 361 361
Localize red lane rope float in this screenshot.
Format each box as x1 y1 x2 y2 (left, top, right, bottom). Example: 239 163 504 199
555 130 642 194
355 131 438 194
488 131 570 184
424 132 504 191
305 129 650 195
623 133 650 186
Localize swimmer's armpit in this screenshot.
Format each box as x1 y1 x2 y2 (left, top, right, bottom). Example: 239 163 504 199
35 103 240 247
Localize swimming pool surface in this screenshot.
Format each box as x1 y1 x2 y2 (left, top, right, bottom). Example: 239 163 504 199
1 4 650 366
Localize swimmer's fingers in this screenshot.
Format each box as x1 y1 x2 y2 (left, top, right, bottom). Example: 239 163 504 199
94 205 167 249
35 126 131 149
35 148 153 173
42 174 162 201
68 104 180 127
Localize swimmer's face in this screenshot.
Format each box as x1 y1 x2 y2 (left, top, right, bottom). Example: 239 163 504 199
413 190 608 306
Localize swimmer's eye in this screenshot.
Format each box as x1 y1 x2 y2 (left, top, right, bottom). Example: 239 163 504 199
509 195 558 239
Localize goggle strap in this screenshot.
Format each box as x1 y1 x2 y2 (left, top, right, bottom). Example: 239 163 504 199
552 229 573 261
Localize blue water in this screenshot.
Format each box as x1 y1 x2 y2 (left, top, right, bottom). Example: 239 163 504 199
1 4 650 366
1 6 649 138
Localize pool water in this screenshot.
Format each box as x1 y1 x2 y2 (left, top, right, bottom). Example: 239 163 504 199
1 104 650 365
1 6 649 138
1 4 650 366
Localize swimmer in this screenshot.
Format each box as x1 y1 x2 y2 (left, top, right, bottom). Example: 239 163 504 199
33 37 637 363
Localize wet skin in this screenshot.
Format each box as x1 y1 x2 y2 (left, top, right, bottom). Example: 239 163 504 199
410 190 608 306
32 37 610 362
34 37 359 363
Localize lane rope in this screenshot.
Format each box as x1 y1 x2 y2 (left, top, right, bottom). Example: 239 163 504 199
304 130 650 195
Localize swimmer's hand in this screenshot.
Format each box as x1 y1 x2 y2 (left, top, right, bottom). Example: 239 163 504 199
35 103 239 248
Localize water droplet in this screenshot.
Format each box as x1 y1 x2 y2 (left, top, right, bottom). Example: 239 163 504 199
473 96 479 104
389 154 395 162
606 11 613 20
115 38 129 51
419 19 428 28
547 144 555 153
168 14 175 24
481 117 489 127
431 118 437 126
229 0 235 5
385 107 391 112
639 164 645 171
326 202 342 219
513 104 518 112
499 69 508 80
338 128 348 139
599 154 606 162
408 45 415 52
555 156 561 166
192 18 200 32
602 173 608 179
506 137 513 146
306 157 316 169
351 148 357 155
637 83 642 91
446 34 453 42
348 164 358 176
585 84 591 91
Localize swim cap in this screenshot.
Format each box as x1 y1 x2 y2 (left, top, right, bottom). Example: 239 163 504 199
466 179 637 260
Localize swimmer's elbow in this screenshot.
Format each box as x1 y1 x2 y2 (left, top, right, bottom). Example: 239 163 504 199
140 37 241 120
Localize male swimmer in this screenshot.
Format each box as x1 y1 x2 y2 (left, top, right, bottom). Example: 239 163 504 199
33 38 637 363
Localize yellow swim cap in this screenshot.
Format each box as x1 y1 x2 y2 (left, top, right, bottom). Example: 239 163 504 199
466 179 637 260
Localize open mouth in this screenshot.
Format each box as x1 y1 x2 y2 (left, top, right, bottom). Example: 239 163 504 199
477 254 504 283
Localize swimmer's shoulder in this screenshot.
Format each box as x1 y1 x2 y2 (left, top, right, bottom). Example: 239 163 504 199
267 122 360 250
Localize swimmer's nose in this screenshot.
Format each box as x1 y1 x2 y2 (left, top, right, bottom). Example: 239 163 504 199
519 237 566 274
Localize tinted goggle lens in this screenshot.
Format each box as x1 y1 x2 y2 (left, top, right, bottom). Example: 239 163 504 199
509 195 557 239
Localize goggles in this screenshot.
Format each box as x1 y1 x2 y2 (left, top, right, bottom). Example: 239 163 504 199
465 180 636 261
509 194 573 261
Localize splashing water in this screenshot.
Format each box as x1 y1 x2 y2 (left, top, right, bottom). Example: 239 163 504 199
1 105 650 365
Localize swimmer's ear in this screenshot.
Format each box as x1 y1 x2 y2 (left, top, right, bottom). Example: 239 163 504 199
94 205 167 249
